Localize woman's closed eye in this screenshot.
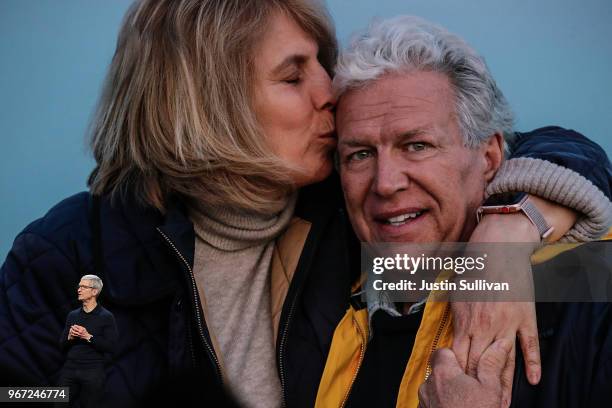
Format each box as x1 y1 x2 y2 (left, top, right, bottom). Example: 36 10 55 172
284 75 302 85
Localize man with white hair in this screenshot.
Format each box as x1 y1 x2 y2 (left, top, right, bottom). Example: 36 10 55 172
314 15 612 408
58 275 117 408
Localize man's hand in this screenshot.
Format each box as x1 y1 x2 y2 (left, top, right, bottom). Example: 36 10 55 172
418 339 512 408
451 301 538 407
70 325 93 341
67 326 77 341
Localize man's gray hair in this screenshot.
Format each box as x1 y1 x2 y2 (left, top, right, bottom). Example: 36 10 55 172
334 15 515 147
81 274 103 295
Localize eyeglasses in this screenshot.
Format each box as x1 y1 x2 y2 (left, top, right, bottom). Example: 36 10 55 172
77 285 95 290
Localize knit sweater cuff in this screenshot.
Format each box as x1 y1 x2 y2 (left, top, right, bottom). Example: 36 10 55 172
486 157 612 242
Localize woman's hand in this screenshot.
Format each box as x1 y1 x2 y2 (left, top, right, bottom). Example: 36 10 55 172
452 199 578 406
452 212 539 408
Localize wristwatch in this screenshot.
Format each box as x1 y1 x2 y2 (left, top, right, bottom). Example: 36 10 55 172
476 192 554 241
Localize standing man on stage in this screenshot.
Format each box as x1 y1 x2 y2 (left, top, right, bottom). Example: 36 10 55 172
58 275 117 408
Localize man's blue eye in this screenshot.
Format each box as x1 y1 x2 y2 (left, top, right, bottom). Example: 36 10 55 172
406 142 428 152
347 150 372 162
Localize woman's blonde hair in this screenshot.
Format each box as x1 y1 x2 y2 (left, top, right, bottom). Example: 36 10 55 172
88 0 336 213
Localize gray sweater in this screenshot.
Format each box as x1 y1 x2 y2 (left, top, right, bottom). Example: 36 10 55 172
190 194 297 408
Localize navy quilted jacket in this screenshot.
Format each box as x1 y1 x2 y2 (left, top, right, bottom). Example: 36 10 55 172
1 126 610 407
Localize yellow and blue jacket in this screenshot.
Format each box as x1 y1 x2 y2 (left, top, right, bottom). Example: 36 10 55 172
315 233 612 408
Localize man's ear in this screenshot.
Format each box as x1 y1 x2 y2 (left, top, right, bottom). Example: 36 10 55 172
482 132 504 182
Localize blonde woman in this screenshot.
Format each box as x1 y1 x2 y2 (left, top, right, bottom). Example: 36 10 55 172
1 1 610 407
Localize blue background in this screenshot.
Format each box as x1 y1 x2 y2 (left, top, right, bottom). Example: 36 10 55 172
1 0 611 258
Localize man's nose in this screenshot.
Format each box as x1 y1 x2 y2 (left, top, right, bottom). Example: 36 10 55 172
373 154 410 197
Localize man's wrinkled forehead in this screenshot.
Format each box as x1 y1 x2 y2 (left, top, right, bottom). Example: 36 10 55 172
338 100 432 142
336 73 457 145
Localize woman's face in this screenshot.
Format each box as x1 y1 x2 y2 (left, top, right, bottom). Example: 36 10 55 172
253 12 337 188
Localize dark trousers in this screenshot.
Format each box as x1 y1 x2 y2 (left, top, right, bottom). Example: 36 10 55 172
57 364 105 408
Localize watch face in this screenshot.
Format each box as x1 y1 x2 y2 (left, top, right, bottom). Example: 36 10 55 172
482 191 527 206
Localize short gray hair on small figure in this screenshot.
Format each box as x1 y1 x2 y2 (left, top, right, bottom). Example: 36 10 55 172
81 275 103 295
334 15 515 147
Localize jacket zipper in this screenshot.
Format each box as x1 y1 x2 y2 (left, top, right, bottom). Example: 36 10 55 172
424 303 451 380
156 227 223 384
340 314 366 408
278 207 339 406
278 291 297 407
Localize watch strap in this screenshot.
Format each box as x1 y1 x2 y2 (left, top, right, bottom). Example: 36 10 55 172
477 194 555 241
520 197 555 241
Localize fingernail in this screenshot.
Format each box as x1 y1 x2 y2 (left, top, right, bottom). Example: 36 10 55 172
529 371 540 384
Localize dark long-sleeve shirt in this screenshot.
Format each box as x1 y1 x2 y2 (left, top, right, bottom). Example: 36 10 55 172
60 304 117 368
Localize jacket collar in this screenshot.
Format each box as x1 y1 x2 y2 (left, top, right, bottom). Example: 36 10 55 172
97 194 192 305
156 197 196 270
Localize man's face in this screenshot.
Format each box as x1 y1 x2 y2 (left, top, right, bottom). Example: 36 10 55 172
77 279 97 302
337 71 500 243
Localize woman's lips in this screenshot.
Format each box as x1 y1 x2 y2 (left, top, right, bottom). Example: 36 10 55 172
318 131 337 147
